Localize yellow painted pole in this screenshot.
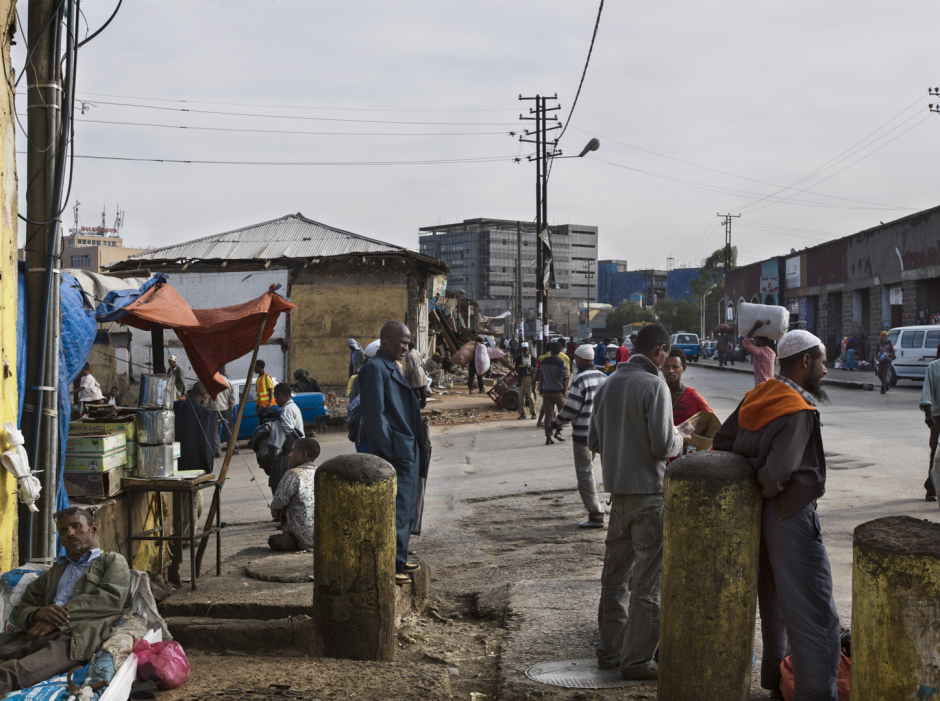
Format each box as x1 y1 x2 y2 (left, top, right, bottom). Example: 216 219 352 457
660 451 763 700
851 516 940 700
312 453 397 661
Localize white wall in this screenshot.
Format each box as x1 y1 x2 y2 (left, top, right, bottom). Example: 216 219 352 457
128 268 290 388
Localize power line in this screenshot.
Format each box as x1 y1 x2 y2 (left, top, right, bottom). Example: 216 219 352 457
72 90 518 113
16 152 520 166
51 115 513 137
75 0 122 48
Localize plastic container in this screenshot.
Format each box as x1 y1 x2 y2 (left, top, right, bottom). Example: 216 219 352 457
737 302 789 340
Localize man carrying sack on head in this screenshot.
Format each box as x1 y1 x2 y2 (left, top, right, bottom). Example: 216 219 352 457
713 330 841 701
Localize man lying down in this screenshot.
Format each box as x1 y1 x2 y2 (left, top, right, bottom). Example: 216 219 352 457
0 507 131 694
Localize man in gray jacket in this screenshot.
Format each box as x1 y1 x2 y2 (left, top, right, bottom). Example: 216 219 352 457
588 324 686 680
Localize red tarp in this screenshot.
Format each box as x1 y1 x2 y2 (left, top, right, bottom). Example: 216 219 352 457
116 283 296 398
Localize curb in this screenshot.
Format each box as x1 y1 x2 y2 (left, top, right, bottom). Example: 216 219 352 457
692 361 875 391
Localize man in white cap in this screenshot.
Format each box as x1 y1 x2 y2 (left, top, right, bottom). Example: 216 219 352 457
167 355 185 402
713 329 840 701
514 342 537 420
550 343 607 527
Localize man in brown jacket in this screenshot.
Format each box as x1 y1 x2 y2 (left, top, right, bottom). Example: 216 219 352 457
0 508 131 694
713 330 840 701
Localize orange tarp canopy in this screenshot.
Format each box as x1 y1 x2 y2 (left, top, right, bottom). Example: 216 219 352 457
117 282 296 397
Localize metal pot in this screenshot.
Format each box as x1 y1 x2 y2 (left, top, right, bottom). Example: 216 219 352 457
138 374 173 409
137 444 175 478
136 409 175 444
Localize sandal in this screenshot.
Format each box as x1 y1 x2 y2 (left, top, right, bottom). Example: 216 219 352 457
395 573 410 585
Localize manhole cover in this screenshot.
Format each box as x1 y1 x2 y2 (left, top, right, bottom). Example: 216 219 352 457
525 658 642 689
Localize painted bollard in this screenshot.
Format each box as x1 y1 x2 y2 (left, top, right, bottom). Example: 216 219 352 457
659 451 763 701
313 453 397 661
851 516 940 700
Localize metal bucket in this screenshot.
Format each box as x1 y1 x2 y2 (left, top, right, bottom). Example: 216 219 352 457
137 444 175 478
138 374 173 409
136 409 175 444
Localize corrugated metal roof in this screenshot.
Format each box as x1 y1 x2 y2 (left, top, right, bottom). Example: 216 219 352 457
124 213 415 263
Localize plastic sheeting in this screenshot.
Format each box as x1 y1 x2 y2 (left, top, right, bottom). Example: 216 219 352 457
666 269 700 300
596 264 651 307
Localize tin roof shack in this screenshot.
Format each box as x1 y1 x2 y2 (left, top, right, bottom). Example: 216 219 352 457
725 203 940 360
108 213 448 390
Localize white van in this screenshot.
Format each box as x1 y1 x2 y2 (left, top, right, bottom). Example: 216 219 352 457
887 326 940 383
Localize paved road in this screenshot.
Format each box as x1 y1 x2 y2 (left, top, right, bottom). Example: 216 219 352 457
218 364 940 617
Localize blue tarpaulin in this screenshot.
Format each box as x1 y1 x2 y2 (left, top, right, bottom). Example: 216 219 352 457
666 269 701 300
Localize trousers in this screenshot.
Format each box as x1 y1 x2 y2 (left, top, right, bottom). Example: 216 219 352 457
268 531 301 551
0 632 75 694
758 501 840 700
518 376 537 417
541 392 566 437
927 422 940 497
467 363 484 393
596 493 663 677
572 442 604 520
393 458 420 572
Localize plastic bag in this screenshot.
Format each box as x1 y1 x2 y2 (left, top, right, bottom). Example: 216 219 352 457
779 652 850 701
133 639 190 689
475 342 491 375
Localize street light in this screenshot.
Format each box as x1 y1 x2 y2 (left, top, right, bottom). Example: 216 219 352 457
551 138 602 160
701 283 718 340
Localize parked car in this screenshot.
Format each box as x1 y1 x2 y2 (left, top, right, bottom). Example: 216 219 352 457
886 326 940 385
669 332 701 362
230 379 327 440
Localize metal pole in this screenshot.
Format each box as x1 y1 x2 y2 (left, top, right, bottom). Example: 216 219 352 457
540 95 549 346
535 96 543 356
516 221 522 340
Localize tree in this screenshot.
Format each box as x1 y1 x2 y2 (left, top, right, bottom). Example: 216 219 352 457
605 302 657 338
689 246 737 336
653 296 701 335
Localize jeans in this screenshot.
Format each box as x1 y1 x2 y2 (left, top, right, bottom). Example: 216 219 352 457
597 493 663 677
758 502 840 700
572 442 604 520
518 375 537 417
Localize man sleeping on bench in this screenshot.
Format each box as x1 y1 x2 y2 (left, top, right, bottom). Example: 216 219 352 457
0 507 131 694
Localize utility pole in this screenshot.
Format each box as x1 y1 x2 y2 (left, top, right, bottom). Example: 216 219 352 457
516 222 523 341
583 260 595 339
24 0 74 563
717 213 740 327
519 93 560 354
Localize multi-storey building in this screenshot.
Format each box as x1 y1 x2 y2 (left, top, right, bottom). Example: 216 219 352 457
419 218 598 336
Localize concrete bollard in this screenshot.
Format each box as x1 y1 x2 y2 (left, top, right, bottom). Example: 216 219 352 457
313 453 397 661
851 516 940 700
659 451 763 701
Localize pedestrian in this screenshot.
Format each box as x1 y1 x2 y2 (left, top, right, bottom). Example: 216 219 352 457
594 338 611 369
269 437 320 551
515 342 538 420
742 320 777 386
538 343 570 445
348 338 366 377
106 386 119 406
292 368 321 393
467 336 486 394
614 341 630 365
214 365 236 448
269 382 304 495
713 330 840 700
919 355 940 502
874 329 896 394
359 320 428 585
661 347 712 425
254 359 276 408
404 340 428 408
167 355 186 401
549 344 607 527
74 363 104 415
589 324 686 680
175 382 218 537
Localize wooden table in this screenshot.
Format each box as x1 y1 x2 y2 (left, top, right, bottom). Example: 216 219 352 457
123 474 221 589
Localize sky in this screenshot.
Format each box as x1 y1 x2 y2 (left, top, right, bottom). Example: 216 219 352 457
12 1 940 270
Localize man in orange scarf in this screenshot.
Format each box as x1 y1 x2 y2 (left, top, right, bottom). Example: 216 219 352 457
713 330 840 701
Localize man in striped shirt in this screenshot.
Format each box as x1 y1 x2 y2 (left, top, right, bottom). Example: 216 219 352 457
550 344 608 528
742 320 777 386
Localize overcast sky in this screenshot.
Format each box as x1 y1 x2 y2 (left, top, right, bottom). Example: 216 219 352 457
12 1 940 270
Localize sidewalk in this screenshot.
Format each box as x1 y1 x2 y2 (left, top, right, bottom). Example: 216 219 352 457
693 357 875 391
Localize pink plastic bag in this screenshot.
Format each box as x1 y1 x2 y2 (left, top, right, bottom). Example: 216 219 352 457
134 639 191 689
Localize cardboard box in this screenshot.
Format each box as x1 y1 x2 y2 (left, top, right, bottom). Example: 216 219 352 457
685 411 723 453
65 467 122 498
65 431 126 455
69 419 136 441
64 450 127 473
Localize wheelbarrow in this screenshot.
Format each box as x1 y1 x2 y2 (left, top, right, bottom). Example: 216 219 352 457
487 370 521 411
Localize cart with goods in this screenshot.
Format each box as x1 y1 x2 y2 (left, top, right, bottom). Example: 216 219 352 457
487 370 521 411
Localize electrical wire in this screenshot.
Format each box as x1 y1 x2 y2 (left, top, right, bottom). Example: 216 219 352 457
36 153 519 166
73 90 517 113
12 0 65 88
45 98 521 126
75 0 121 48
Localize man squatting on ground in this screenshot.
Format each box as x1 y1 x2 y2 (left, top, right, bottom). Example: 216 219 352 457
714 329 841 701
0 508 131 694
359 320 429 585
549 343 607 528
270 437 321 551
589 324 689 680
